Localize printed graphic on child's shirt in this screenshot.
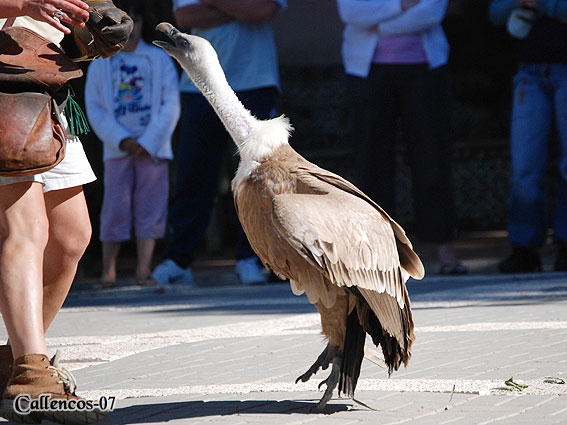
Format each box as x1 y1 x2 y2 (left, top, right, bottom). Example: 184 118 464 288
112 55 152 136
117 64 143 104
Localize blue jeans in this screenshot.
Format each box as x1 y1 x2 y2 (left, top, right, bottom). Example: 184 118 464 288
165 87 277 267
507 64 567 248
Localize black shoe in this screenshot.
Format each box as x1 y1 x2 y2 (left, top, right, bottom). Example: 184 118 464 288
554 242 567 271
498 246 542 274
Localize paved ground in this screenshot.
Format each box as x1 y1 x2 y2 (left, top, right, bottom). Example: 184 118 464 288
1 260 566 425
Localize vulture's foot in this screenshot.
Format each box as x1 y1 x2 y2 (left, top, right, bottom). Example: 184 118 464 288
312 356 342 412
295 343 333 384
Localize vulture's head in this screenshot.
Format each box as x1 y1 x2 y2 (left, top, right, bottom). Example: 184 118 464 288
153 22 220 83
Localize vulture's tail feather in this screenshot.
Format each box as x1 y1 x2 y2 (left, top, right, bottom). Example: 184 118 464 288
351 282 414 374
338 307 366 398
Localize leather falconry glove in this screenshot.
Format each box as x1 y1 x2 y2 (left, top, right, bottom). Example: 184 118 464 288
61 0 133 61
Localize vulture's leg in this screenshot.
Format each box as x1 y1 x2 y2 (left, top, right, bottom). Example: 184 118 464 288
313 355 342 412
295 343 333 383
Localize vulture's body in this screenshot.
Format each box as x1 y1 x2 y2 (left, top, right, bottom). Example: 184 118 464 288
154 23 425 410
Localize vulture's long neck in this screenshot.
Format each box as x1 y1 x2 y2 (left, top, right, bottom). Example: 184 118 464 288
182 50 290 164
183 60 255 151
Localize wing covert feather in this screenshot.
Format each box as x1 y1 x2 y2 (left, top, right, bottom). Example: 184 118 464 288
272 192 408 308
295 166 425 280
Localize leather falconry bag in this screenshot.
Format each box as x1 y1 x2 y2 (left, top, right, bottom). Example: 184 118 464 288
0 23 83 176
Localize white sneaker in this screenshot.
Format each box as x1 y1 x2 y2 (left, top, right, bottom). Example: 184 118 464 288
235 257 267 285
152 259 194 286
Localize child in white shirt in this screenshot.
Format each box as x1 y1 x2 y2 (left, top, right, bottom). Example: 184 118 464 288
85 0 180 287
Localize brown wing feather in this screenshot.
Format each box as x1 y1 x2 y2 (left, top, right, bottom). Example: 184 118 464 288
294 165 425 280
271 190 409 308
233 172 337 309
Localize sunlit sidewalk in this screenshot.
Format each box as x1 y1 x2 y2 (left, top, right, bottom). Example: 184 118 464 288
0 269 564 424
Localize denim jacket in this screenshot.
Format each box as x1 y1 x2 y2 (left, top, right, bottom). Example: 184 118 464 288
336 0 450 77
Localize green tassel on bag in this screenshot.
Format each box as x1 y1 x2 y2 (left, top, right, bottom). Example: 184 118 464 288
64 89 90 136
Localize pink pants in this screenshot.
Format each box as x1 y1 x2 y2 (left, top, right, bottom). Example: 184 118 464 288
100 156 169 242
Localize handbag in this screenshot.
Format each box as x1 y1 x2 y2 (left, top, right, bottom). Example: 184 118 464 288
0 22 83 176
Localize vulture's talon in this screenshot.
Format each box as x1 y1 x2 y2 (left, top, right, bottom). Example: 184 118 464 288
314 356 341 410
310 401 329 413
295 343 333 384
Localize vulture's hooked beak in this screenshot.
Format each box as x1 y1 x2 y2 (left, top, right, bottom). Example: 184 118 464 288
153 22 182 53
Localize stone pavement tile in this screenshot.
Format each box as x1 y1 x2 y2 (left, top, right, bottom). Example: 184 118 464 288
73 391 564 425
394 328 566 381
97 392 567 425
412 301 566 327
1 273 566 424
89 394 348 424
70 309 566 396
449 394 567 425
1 370 565 424
72 335 326 391
1 384 560 424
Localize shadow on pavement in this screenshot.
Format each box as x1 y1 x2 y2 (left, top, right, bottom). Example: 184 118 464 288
100 400 350 423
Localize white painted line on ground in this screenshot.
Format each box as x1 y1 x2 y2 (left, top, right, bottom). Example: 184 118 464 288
418 321 567 332
80 378 567 401
49 315 322 369
47 314 567 370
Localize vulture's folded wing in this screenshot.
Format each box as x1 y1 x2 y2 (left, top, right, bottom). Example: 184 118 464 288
272 191 409 308
295 166 425 280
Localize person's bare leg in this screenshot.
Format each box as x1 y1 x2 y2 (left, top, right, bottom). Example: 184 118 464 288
101 241 121 283
136 237 156 283
42 186 91 331
0 182 48 357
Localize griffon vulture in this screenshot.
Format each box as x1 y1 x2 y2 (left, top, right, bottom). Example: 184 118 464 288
154 23 425 410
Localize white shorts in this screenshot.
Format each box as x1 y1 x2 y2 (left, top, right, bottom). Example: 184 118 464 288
0 117 96 192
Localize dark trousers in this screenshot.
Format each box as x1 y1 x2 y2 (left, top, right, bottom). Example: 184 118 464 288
165 87 278 267
347 63 456 243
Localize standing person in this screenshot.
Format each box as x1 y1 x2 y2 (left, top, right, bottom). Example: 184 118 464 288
0 0 131 423
152 0 287 286
85 0 180 288
336 0 467 275
490 0 567 273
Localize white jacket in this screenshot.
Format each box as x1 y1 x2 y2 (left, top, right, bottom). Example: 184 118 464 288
85 40 181 160
337 0 450 77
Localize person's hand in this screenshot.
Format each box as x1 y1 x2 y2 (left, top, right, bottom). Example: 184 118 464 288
402 0 420 11
518 0 538 9
135 145 151 159
21 0 90 34
119 138 151 158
